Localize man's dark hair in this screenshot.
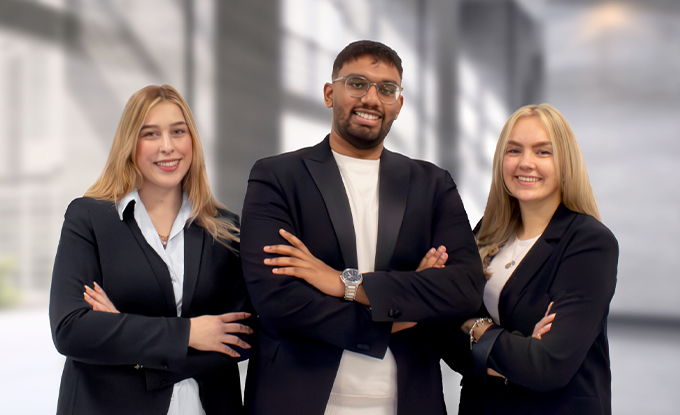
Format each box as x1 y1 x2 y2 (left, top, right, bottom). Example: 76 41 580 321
332 40 403 80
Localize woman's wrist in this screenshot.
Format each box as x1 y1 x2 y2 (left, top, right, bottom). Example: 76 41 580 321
469 317 494 349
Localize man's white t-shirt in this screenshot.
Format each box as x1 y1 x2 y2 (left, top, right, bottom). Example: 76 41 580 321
325 151 398 415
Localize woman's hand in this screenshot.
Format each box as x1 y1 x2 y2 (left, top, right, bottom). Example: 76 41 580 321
84 282 119 313
487 368 505 378
416 246 448 272
264 229 344 297
189 312 253 358
533 302 556 339
391 322 417 333
84 283 253 357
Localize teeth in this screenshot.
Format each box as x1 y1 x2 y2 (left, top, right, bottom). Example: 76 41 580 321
355 111 380 120
156 160 179 167
518 176 539 182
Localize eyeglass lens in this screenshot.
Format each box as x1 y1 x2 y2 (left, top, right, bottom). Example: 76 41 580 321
344 76 400 103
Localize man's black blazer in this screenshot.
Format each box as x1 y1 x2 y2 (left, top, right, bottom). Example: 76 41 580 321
49 197 252 415
446 204 618 415
240 136 485 415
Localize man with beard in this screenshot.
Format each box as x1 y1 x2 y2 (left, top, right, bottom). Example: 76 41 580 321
240 40 484 415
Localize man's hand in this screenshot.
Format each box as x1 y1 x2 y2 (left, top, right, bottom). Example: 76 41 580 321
264 229 344 297
416 246 447 272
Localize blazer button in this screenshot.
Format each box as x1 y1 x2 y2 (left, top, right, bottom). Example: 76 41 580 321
388 309 401 318
133 364 143 370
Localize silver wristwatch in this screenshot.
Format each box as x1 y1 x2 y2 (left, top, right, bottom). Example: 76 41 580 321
340 268 363 301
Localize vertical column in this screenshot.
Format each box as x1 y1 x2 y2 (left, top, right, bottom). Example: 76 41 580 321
183 0 195 107
214 1 282 214
421 0 461 180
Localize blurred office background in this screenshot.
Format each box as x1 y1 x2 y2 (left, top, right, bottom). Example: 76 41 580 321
0 0 678 413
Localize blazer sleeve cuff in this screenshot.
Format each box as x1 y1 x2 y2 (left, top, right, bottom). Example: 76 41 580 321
471 325 503 381
361 272 400 323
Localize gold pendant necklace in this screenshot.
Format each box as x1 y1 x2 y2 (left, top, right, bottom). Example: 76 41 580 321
158 233 169 249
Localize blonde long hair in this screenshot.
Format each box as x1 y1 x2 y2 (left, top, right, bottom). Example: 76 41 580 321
477 103 598 268
85 85 238 245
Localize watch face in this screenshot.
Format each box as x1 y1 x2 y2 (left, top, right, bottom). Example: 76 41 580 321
342 268 362 283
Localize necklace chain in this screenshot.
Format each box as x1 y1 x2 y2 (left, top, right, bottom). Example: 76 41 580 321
504 236 534 269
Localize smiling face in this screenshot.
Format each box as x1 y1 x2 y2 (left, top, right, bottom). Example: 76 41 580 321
135 101 192 195
502 115 561 210
324 55 403 157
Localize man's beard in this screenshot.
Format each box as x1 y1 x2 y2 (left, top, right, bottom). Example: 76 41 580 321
332 110 394 150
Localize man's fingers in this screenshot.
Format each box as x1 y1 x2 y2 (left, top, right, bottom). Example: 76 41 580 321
433 252 448 267
279 229 311 254
271 266 307 279
264 256 308 267
416 246 448 272
264 244 304 258
416 248 438 272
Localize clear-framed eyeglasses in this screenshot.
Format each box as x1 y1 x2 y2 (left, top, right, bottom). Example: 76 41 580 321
332 75 403 104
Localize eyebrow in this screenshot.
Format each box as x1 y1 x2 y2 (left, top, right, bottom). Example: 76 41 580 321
507 140 552 147
346 73 401 85
140 121 187 130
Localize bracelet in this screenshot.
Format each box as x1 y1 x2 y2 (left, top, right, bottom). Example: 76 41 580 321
469 317 494 350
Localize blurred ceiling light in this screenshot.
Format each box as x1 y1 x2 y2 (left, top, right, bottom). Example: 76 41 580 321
567 1 643 50
592 3 632 30
580 2 637 39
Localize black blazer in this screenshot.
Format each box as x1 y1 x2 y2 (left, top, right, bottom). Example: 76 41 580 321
445 204 618 415
240 136 485 415
49 197 252 415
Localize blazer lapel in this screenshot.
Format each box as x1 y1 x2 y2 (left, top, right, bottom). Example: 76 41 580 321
374 149 409 271
123 202 177 315
499 204 578 320
182 222 204 317
303 136 358 268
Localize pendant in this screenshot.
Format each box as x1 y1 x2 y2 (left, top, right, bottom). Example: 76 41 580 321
505 260 515 269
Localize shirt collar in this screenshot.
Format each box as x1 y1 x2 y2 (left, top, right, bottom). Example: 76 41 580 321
117 189 139 221
117 189 192 228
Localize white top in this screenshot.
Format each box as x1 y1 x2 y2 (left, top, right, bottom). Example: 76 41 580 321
483 234 540 325
117 189 205 415
326 151 397 415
